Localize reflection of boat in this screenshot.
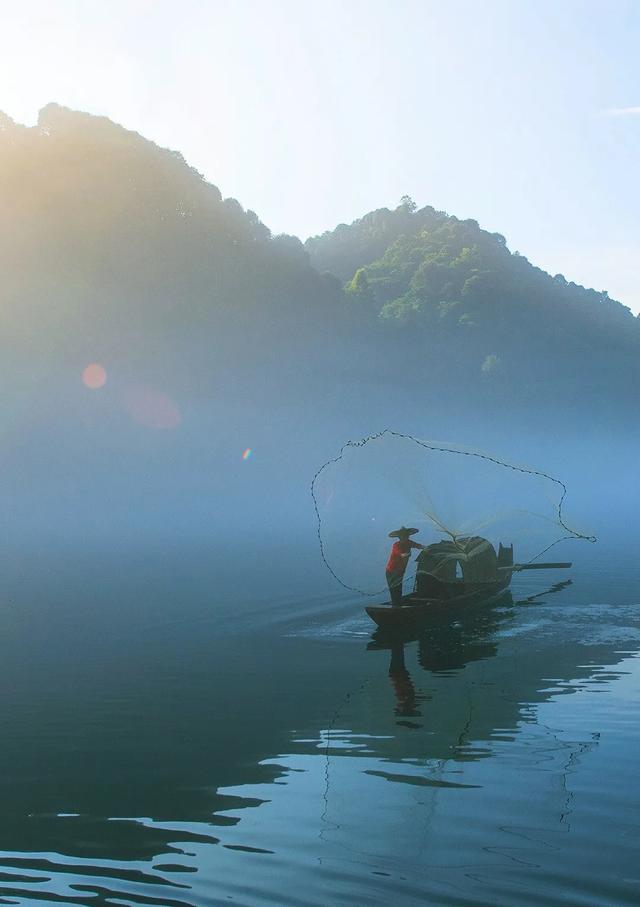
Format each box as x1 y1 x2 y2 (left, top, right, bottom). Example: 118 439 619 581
367 579 575 738
365 537 570 629
369 599 512 720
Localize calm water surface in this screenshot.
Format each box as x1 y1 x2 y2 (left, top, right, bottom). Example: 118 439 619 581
0 539 639 905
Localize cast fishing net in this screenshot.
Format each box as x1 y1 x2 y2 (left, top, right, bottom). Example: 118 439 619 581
311 430 595 596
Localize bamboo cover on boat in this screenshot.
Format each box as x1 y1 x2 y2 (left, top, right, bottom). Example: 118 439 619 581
416 537 497 583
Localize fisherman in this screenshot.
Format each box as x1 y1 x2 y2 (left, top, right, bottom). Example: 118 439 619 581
386 527 426 606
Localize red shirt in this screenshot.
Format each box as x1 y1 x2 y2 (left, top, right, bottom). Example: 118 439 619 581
386 540 422 575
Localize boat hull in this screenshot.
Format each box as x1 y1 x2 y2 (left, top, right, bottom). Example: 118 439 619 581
365 576 511 629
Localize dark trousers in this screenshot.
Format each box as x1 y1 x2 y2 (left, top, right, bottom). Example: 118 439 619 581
386 570 404 606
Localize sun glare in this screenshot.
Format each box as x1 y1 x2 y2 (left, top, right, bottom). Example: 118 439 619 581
123 385 181 430
82 363 107 389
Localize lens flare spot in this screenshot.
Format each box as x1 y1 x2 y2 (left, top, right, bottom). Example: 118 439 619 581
242 448 252 460
123 386 181 430
82 363 107 389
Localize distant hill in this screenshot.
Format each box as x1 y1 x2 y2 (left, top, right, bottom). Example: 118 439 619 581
306 198 638 350
0 104 345 391
2 106 636 381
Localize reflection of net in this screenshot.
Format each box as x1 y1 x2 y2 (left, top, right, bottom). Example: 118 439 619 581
311 430 596 597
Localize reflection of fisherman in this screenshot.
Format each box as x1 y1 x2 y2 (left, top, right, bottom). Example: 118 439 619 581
389 642 420 717
386 526 426 606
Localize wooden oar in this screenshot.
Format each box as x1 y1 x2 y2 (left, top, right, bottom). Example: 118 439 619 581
498 562 571 572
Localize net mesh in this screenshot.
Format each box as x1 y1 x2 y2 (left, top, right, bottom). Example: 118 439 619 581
311 430 595 596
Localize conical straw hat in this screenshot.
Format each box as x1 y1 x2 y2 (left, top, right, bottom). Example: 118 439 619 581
388 526 419 538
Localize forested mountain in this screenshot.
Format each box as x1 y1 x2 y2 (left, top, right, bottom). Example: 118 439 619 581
0 104 343 389
306 198 640 425
307 199 638 354
2 104 636 396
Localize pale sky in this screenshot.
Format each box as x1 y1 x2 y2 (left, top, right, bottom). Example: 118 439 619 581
2 0 639 311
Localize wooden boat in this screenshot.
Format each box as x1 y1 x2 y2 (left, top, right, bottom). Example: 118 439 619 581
365 537 570 629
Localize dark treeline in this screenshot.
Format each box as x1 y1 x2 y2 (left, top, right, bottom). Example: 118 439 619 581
0 105 636 543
